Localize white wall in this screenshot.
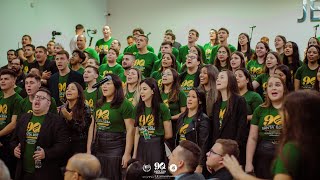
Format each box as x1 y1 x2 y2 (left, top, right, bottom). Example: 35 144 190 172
0 0 108 66
107 0 317 57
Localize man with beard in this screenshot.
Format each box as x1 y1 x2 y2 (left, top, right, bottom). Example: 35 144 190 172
0 69 23 178
70 50 86 74
119 52 136 83
20 73 57 114
10 58 26 97
0 49 17 71
23 44 36 74
11 88 70 180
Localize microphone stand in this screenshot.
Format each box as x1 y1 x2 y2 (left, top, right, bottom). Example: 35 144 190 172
315 25 319 38
249 26 256 43
87 30 94 47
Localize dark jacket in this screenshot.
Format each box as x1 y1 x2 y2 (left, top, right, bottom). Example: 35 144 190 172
48 70 85 106
175 112 210 166
179 69 201 88
212 95 248 148
11 112 70 180
29 59 58 74
209 167 233 180
212 95 248 166
178 172 205 180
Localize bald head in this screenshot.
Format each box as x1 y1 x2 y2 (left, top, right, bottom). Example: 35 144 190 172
77 35 87 50
67 153 101 180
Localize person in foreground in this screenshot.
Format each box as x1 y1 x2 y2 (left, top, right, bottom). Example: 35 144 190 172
168 140 205 180
206 139 239 180
64 153 101 180
222 90 320 180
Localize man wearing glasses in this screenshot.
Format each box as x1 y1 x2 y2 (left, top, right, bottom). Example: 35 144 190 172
206 139 239 180
11 88 70 180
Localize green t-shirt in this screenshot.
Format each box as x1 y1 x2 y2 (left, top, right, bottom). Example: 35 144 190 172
246 59 265 79
219 101 227 129
203 42 215 64
84 48 100 64
0 93 22 130
23 60 35 74
161 90 187 116
179 116 193 141
95 99 134 132
295 64 319 89
75 67 85 75
255 73 270 99
95 37 114 55
125 91 135 105
136 103 171 137
251 105 282 141
209 44 236 64
181 73 196 94
47 55 54 61
134 52 158 77
58 74 69 105
84 88 103 111
242 91 263 115
98 63 124 77
20 97 58 114
178 45 206 65
273 142 300 177
102 54 124 65
157 47 179 61
150 71 163 88
23 115 45 173
124 44 155 55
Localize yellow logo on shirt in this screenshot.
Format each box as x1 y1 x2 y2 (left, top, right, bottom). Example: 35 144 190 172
0 104 8 114
263 115 282 126
23 66 29 74
205 49 211 59
163 99 169 107
96 109 109 120
27 122 42 133
181 80 194 87
58 83 66 92
157 79 162 88
27 110 33 113
85 99 94 108
179 124 189 135
219 108 226 119
134 59 145 67
302 76 316 85
139 114 155 126
103 70 113 76
262 82 267 90
250 67 263 75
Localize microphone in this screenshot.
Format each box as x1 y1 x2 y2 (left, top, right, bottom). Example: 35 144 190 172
88 29 97 34
314 24 320 28
250 26 256 28
92 75 112 88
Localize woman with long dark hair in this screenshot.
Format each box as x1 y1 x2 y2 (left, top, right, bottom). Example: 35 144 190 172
246 42 270 79
230 51 246 73
212 70 247 165
275 64 294 92
253 52 282 98
235 68 263 122
133 78 172 171
175 87 210 174
87 74 135 180
283 41 302 79
60 82 92 154
151 52 177 87
246 75 288 179
237 33 254 62
161 68 187 150
124 67 142 106
294 45 320 90
198 64 219 118
214 45 231 71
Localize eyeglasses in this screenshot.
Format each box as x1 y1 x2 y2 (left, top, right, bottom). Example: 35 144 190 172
34 95 50 101
209 149 223 156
